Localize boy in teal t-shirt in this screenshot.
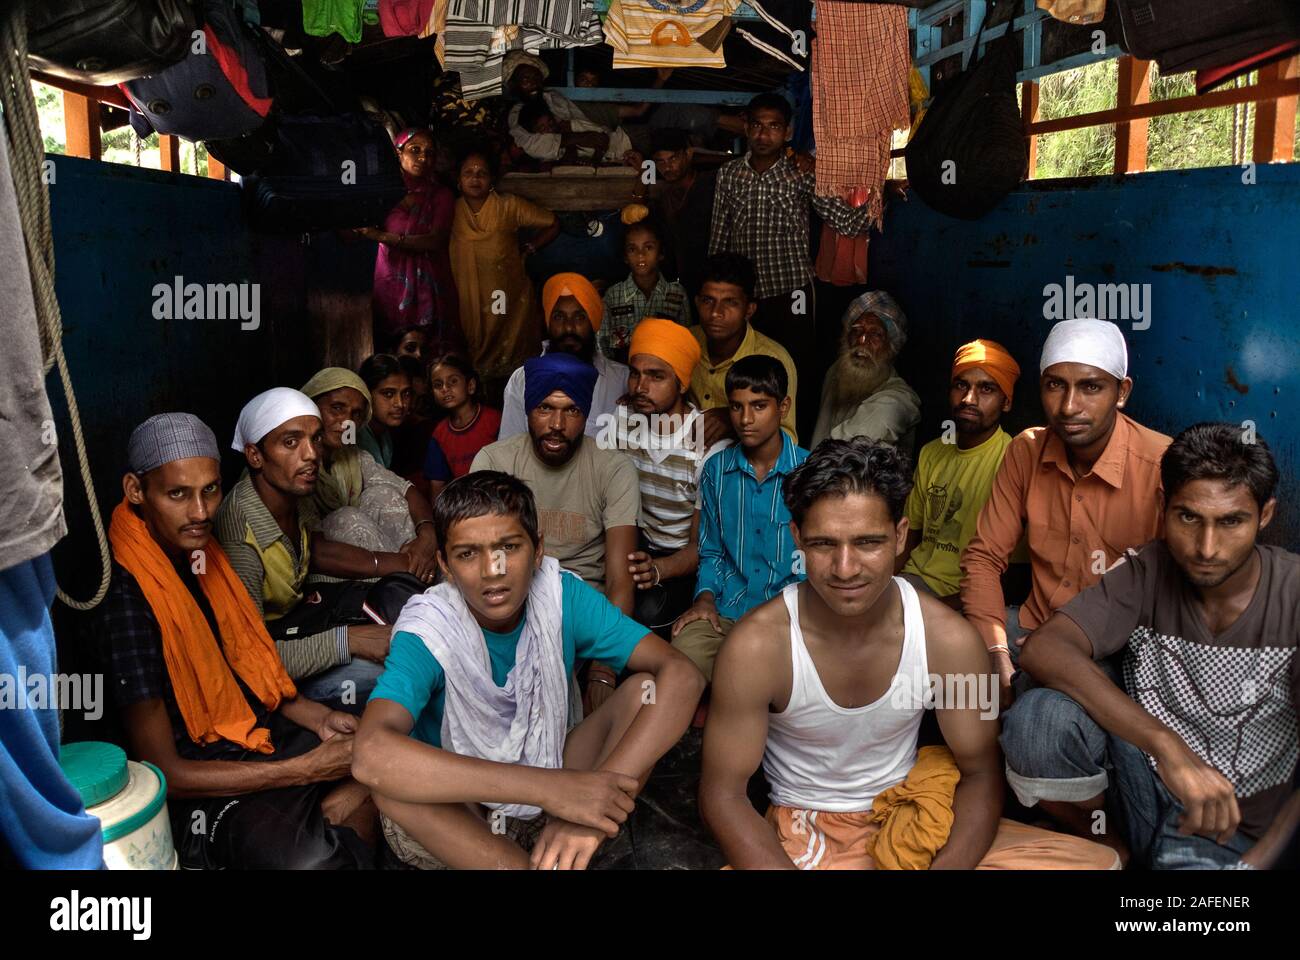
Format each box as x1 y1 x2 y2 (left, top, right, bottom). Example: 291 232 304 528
356 471 704 870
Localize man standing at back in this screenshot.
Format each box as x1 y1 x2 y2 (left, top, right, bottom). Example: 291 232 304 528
961 319 1172 704
709 93 877 436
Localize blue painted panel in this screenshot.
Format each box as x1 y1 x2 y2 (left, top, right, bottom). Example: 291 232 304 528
42 156 318 598
870 164 1300 549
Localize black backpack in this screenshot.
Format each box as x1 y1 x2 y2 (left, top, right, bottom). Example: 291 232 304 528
240 113 408 233
904 5 1028 220
27 0 198 85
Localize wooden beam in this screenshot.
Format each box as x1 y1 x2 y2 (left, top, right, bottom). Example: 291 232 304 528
62 91 100 160
159 135 181 173
207 155 227 181
1029 75 1300 135
33 70 131 110
1114 56 1151 175
1253 55 1298 163
1021 80 1040 179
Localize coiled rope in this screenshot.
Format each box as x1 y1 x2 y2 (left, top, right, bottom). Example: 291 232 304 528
1 4 111 610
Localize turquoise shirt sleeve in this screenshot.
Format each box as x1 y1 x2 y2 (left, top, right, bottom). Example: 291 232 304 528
562 573 649 675
370 630 444 730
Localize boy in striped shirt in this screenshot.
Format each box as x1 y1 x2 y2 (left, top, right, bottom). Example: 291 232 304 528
603 319 729 637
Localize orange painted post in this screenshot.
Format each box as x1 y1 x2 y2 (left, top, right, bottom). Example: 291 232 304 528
159 134 181 172
207 154 227 181
1253 55 1298 163
1114 56 1151 175
63 91 100 160
1021 80 1039 179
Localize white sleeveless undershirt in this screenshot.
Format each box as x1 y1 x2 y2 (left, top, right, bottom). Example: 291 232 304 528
762 578 930 812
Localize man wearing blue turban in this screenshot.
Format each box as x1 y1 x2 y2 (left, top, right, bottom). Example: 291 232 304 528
472 350 642 709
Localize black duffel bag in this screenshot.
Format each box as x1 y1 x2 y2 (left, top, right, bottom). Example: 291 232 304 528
241 112 407 233
904 4 1028 220
27 0 198 85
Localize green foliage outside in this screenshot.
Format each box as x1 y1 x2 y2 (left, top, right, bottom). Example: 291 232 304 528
34 81 213 176
1033 59 1300 178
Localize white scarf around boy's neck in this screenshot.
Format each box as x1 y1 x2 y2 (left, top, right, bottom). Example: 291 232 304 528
392 556 568 820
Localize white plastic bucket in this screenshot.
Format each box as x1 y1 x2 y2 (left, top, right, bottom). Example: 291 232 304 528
61 742 178 870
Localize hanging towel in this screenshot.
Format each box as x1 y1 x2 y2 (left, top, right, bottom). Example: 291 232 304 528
811 0 910 218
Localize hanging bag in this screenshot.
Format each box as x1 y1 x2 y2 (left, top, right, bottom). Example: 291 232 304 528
240 112 408 232
27 0 198 85
122 0 273 141
904 4 1028 220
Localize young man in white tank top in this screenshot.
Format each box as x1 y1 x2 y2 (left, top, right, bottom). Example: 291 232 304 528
699 438 1119 869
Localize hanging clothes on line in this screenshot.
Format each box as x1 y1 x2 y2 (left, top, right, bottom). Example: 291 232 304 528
810 0 910 284
603 0 804 71
732 0 808 72
603 0 740 69
439 0 605 99
811 0 909 202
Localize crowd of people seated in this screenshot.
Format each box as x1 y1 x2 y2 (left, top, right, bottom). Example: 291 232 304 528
86 89 1299 871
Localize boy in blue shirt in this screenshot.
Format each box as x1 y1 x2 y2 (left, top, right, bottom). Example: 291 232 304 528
670 355 810 682
354 471 703 870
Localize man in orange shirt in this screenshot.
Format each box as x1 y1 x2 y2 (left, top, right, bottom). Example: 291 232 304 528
960 319 1171 706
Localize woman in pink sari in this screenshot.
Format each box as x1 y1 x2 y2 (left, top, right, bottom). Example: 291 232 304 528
358 128 463 354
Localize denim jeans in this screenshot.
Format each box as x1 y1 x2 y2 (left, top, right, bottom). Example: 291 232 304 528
1000 686 1253 869
295 657 385 715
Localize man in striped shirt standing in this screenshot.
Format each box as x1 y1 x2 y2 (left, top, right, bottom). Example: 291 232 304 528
670 355 810 683
603 319 730 639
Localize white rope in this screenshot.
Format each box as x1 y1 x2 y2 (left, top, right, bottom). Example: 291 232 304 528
2 7 111 610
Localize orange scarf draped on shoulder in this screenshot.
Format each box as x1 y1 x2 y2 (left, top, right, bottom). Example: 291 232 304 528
108 499 297 752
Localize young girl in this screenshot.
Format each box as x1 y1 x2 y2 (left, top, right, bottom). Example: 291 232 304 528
428 353 501 479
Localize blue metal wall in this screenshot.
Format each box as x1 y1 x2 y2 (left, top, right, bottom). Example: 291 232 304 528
43 156 321 603
871 164 1300 549
41 157 1300 604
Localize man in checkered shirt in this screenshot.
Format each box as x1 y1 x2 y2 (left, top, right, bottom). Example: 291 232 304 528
708 93 876 438
1002 423 1300 870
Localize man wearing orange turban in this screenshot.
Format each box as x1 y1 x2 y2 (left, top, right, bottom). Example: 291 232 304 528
611 316 726 637
500 272 631 441
897 338 1023 607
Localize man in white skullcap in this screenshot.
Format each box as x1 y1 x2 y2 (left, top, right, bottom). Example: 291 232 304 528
811 290 922 457
960 319 1172 706
94 411 377 869
214 388 418 709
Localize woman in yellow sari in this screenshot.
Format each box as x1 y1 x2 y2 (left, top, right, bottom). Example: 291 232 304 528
449 147 559 395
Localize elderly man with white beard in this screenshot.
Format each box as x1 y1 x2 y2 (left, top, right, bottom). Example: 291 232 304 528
811 291 922 456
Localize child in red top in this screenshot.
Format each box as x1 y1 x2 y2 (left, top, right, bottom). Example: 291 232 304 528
429 353 502 479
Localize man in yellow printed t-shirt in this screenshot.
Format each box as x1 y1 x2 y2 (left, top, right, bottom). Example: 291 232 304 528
898 340 1023 604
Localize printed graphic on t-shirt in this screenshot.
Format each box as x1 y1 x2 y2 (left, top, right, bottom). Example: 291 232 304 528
922 481 965 555
539 509 593 545
1123 625 1298 798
